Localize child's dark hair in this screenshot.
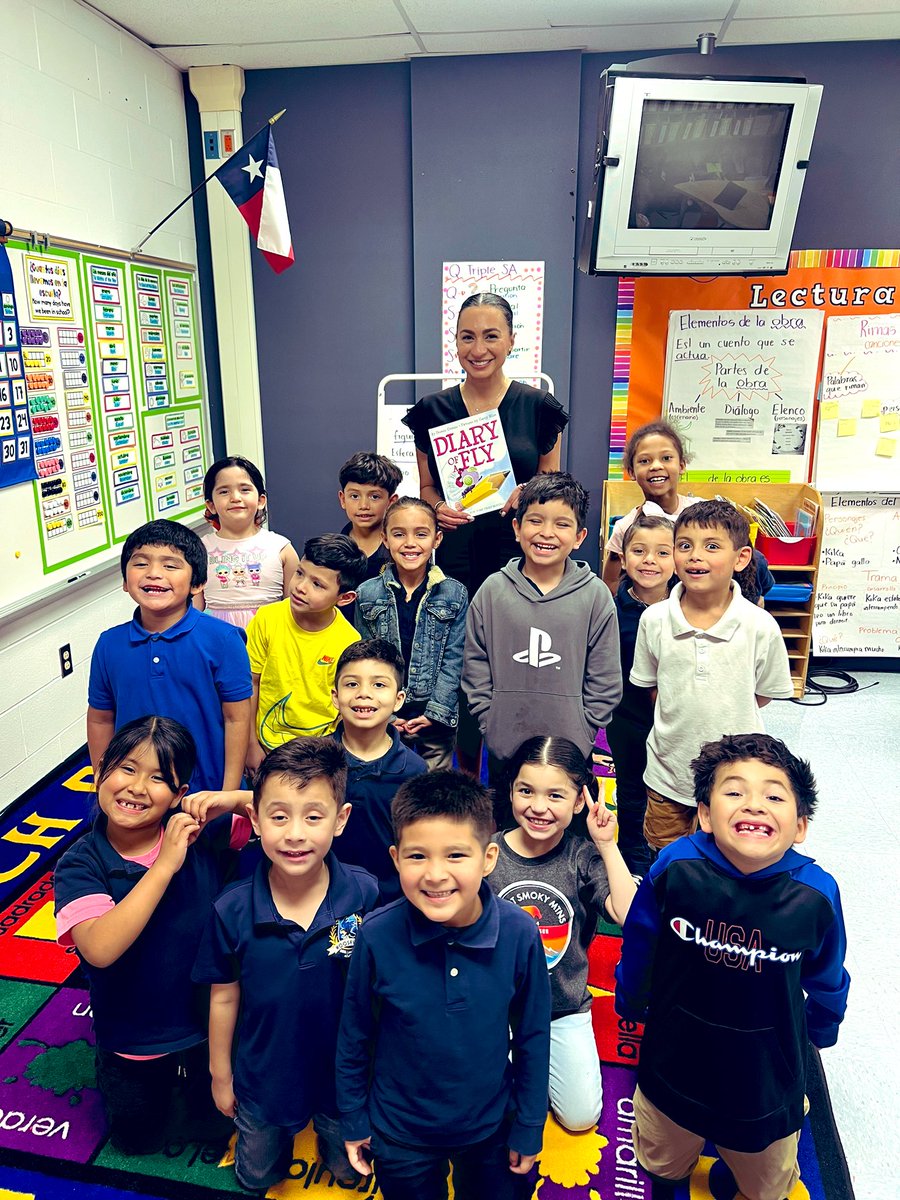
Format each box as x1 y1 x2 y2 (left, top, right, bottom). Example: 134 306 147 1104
203 456 267 529
692 733 817 820
335 638 406 690
674 499 759 601
621 512 675 554
97 716 196 796
339 452 402 495
457 292 514 335
121 520 207 587
623 421 689 476
506 736 598 803
392 769 495 848
252 736 348 809
383 495 438 534
303 534 368 592
515 471 589 532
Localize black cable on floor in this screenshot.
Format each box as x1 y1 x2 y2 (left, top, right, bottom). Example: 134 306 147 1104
788 669 879 706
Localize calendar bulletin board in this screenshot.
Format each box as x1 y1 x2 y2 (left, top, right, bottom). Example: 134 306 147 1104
0 234 209 620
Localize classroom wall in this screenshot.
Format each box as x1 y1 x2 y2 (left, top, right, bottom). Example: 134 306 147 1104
234 39 899 565
0 0 197 806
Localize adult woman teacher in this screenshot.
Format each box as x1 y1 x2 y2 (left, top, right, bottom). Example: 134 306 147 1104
402 291 569 771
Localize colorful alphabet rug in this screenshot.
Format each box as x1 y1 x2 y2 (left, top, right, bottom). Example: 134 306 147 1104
0 753 853 1199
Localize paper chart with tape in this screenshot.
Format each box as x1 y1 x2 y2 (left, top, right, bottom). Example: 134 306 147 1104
814 313 900 489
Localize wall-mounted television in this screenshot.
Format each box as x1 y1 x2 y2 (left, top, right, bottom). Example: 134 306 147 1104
578 69 823 277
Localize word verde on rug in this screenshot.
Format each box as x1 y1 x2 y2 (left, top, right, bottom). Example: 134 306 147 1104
0 752 852 1200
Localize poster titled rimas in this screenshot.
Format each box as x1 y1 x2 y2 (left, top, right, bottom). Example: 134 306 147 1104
429 409 515 516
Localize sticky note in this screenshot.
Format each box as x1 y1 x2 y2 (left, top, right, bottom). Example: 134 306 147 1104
880 411 900 433
875 438 896 458
837 419 856 438
820 402 840 421
861 399 881 419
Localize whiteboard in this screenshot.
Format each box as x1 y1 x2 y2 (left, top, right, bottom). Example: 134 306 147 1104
0 236 210 621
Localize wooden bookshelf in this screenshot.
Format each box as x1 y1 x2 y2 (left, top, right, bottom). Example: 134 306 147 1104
601 481 823 697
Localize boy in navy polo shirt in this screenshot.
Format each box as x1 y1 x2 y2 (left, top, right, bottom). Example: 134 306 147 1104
336 770 551 1200
194 737 379 1192
87 520 252 793
331 638 427 901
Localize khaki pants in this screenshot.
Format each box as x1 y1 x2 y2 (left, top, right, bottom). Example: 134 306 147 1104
632 1086 806 1200
643 788 698 851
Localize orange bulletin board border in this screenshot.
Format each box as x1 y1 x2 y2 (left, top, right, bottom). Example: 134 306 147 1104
608 249 900 480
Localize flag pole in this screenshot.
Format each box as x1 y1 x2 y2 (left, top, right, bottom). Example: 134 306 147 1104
131 110 287 255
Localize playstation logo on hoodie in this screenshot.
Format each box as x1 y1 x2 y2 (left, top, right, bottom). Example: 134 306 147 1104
513 627 561 668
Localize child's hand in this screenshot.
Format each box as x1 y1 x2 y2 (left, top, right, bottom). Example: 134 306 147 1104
183 790 251 823
403 715 433 736
345 1138 372 1176
584 787 618 848
155 812 201 875
392 718 408 734
500 484 523 517
211 1074 236 1118
508 1149 537 1175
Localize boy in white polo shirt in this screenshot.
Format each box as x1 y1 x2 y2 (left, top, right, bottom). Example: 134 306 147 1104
631 500 792 854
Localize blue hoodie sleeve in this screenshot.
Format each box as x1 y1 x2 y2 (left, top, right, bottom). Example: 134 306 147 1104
615 873 663 1022
802 877 850 1049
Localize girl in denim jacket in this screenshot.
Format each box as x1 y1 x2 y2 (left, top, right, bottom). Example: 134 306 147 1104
354 498 468 770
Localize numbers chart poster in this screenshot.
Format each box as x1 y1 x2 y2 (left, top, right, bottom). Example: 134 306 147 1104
0 244 37 489
2 239 208 577
814 313 900 490
441 261 544 387
662 308 823 481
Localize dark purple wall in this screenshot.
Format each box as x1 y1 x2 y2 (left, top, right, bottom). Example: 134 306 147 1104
221 41 899 565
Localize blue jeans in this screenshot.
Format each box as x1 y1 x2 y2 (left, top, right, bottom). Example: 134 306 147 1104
370 1121 535 1200
233 1109 352 1191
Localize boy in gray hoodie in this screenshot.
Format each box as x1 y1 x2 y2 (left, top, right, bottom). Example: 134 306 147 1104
463 473 621 792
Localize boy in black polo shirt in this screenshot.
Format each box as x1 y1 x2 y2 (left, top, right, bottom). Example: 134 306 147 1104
336 770 551 1200
193 738 379 1191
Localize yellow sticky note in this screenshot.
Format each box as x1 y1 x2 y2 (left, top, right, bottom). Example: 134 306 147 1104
880 411 900 433
875 437 896 458
820 401 840 420
837 418 856 438
861 399 881 419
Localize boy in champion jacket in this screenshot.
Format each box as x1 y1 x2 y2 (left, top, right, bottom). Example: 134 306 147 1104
462 473 621 789
615 733 850 1200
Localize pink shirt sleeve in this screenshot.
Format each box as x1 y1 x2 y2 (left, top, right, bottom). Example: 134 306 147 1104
606 507 639 556
56 894 115 946
230 812 252 851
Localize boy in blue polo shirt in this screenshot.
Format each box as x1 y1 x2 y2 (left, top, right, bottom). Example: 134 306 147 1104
336 770 551 1200
87 519 252 793
194 737 379 1192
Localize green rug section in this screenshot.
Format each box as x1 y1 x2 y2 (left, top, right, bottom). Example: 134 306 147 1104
0 978 55 1053
95 1138 246 1191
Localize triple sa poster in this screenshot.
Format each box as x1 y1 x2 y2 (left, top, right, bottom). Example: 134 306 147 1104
428 408 516 516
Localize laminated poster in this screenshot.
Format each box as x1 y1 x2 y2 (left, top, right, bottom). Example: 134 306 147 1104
428 408 515 516
662 308 823 482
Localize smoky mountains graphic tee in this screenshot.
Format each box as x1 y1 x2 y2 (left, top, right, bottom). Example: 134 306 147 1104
489 830 611 1017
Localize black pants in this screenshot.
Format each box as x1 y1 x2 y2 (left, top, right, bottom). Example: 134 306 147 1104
95 1042 230 1155
605 714 654 877
371 1123 535 1200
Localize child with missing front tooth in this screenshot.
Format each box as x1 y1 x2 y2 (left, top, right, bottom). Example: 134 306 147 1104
616 733 849 1200
336 770 551 1200
54 716 251 1156
193 738 379 1192
631 500 792 854
488 736 635 1133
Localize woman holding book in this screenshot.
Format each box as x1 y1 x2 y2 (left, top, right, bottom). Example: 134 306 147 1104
403 291 568 773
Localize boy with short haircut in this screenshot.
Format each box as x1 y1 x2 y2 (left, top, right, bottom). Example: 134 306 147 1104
336 770 551 1200
338 452 402 582
194 737 379 1191
463 471 622 771
246 534 366 767
616 733 849 1200
87 519 251 793
330 638 427 901
631 500 793 852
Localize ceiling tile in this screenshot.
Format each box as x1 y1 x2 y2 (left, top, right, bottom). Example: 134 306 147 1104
724 13 900 43
403 0 729 35
156 35 420 72
417 25 712 56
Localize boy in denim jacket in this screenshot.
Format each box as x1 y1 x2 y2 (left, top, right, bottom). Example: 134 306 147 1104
354 497 467 770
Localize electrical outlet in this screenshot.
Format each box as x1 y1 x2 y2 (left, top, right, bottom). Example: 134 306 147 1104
59 644 73 678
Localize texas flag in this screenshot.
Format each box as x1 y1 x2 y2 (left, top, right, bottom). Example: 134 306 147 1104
216 125 295 273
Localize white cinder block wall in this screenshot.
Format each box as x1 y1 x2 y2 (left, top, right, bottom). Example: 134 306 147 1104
0 0 199 809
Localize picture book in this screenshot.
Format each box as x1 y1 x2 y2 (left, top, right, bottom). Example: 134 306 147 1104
428 408 516 516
